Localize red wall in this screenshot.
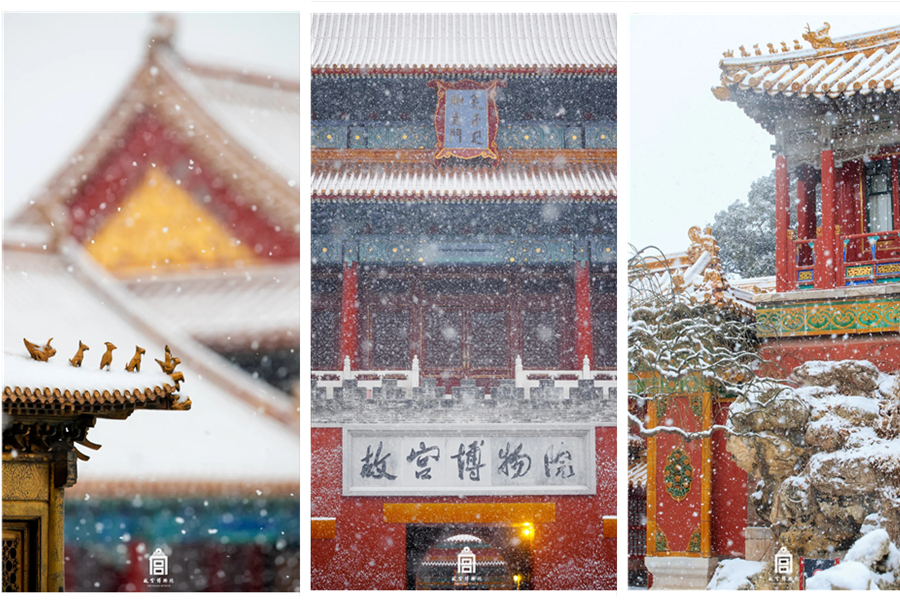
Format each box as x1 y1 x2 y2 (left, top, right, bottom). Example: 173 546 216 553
760 334 900 378
310 426 616 590
711 403 746 557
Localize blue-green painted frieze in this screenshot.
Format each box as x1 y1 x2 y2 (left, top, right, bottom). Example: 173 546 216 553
313 120 615 150
313 235 614 266
311 74 616 124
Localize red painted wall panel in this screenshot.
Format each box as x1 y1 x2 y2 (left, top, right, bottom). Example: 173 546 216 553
310 426 617 590
711 403 746 557
761 334 900 379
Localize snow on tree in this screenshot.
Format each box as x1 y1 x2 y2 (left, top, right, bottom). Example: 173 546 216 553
708 170 818 279
628 226 784 440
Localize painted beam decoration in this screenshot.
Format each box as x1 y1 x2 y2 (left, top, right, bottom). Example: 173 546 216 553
343 426 595 496
429 79 505 162
756 294 900 337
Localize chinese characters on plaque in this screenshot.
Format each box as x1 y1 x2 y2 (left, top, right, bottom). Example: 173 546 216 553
444 89 488 149
429 79 505 161
343 427 594 495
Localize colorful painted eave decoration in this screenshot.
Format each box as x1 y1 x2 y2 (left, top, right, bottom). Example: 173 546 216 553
313 65 616 78
756 296 900 338
429 79 505 162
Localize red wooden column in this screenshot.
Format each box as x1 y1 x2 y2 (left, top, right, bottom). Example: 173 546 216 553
796 164 817 266
774 155 791 292
574 260 593 369
340 259 359 369
815 149 837 289
893 156 900 231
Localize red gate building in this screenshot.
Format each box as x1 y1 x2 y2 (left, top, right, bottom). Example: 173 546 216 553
310 13 618 590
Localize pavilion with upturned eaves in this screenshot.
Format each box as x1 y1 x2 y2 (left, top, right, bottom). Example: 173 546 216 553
713 22 900 374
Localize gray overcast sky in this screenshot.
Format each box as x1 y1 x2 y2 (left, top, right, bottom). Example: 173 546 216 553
630 15 896 255
4 12 300 221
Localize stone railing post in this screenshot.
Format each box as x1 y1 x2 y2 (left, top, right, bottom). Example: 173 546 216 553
411 355 420 389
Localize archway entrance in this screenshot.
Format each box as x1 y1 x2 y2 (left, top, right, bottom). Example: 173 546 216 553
407 526 532 590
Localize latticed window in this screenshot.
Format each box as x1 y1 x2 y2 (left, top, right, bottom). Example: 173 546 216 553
522 311 559 368
372 310 410 368
311 309 339 369
865 159 894 233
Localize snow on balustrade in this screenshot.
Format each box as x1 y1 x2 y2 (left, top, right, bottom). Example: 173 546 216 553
311 355 616 425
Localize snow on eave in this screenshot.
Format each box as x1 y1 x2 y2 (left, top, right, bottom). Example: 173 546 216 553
311 13 617 72
718 24 900 101
632 228 758 316
3 352 173 394
56 239 297 430
12 40 299 231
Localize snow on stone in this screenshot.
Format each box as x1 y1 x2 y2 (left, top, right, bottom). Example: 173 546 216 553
728 359 900 563
707 558 766 590
807 529 900 590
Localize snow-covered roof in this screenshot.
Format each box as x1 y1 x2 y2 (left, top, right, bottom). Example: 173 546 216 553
311 13 617 74
11 35 299 234
633 226 759 316
4 353 187 414
159 53 301 185
123 264 300 349
312 162 617 201
716 23 900 100
3 239 299 495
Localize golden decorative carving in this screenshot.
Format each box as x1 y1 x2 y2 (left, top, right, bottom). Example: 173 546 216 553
23 338 55 362
753 44 762 56
767 43 777 54
156 345 185 386
711 86 731 101
125 346 145 373
3 528 27 591
781 41 790 52
794 39 803 50
69 341 89 367
739 45 750 58
2 463 49 502
722 49 734 58
803 22 833 49
99 342 116 370
4 420 96 462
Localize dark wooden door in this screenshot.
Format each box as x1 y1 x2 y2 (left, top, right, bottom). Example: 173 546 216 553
421 279 511 392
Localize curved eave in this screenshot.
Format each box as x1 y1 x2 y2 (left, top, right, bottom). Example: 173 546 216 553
312 65 616 78
3 384 188 416
717 27 900 101
311 192 616 203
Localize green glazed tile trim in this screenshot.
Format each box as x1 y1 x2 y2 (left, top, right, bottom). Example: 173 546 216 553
757 296 900 337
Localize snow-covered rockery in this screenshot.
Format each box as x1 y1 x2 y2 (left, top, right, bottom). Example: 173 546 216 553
807 528 900 590
728 360 900 563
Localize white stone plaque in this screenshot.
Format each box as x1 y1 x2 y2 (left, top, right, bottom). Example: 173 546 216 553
342 425 596 496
